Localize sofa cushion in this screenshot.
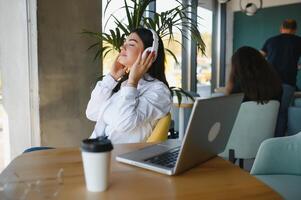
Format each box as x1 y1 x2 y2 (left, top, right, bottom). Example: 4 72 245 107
255 175 301 200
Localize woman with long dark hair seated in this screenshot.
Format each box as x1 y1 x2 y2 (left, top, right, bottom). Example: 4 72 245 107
219 46 283 162
226 46 282 103
86 28 172 143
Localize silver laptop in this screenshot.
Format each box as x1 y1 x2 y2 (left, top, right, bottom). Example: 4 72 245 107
116 94 243 175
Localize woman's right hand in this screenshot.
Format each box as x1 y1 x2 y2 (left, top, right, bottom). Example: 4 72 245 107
110 54 127 81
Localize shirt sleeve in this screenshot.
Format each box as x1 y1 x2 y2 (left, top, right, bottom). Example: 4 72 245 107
86 74 118 121
109 82 172 133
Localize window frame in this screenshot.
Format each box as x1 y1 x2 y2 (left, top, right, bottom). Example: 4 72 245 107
100 0 227 92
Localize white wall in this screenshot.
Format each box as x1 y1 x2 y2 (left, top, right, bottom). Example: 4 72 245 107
0 0 36 159
225 0 301 81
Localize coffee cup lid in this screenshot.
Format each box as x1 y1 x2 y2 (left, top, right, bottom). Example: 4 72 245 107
81 136 113 152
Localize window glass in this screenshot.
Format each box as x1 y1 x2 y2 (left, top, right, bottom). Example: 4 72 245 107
102 0 182 88
197 7 212 97
101 1 133 75
156 0 182 87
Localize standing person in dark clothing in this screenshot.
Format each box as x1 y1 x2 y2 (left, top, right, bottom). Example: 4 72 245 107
261 19 301 137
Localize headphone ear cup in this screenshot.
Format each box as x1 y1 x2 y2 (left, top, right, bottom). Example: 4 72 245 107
142 47 152 60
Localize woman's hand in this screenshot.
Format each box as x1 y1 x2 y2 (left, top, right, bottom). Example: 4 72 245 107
110 54 127 81
127 51 155 87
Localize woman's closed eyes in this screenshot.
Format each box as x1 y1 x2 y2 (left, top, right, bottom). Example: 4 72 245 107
121 42 136 50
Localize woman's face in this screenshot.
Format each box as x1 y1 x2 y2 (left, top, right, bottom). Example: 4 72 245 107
118 33 144 69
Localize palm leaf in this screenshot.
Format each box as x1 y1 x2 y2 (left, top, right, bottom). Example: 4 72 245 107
174 90 182 106
103 49 113 58
93 49 101 61
103 0 112 17
112 16 130 35
124 0 133 30
165 48 179 64
84 0 206 71
87 42 100 51
170 87 195 106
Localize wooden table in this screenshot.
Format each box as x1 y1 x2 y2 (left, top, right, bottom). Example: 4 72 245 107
0 143 281 199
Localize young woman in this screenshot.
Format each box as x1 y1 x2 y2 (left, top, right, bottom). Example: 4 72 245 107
86 28 172 143
226 46 282 104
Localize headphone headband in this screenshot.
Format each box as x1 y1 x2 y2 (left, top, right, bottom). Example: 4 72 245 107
148 29 159 60
141 28 159 62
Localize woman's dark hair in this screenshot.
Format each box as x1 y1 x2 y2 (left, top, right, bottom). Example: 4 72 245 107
113 27 169 92
229 46 282 104
132 28 169 87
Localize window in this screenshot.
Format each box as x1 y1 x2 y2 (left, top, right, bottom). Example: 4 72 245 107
101 0 134 75
101 0 183 88
156 0 182 88
197 6 213 97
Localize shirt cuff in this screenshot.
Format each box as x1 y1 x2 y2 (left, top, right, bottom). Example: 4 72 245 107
120 86 138 99
97 74 118 89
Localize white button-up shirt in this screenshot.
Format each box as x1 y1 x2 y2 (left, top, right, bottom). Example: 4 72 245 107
86 74 172 143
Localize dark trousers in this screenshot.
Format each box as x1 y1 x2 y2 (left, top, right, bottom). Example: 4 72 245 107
274 84 295 137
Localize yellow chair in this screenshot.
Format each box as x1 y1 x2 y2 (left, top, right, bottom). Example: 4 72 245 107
147 113 171 143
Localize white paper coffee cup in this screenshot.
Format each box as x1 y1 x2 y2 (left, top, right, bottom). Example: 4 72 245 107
81 136 113 192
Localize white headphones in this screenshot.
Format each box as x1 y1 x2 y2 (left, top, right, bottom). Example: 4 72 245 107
141 29 159 62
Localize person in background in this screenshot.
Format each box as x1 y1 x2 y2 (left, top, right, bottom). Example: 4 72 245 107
86 28 172 143
296 63 301 91
226 46 282 104
261 19 301 137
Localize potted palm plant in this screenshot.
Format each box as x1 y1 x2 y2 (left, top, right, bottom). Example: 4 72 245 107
83 0 205 105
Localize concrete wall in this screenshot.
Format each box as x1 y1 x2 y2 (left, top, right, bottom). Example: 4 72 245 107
38 0 101 147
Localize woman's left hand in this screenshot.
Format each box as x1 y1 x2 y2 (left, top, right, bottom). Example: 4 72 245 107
127 51 155 87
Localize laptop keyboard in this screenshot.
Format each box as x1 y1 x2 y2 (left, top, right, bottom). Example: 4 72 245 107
144 147 180 168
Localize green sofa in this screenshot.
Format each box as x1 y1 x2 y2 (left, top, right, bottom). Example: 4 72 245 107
250 132 301 200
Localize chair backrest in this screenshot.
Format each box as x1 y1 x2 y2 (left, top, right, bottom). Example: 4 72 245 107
220 100 280 159
147 113 171 143
251 131 301 175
